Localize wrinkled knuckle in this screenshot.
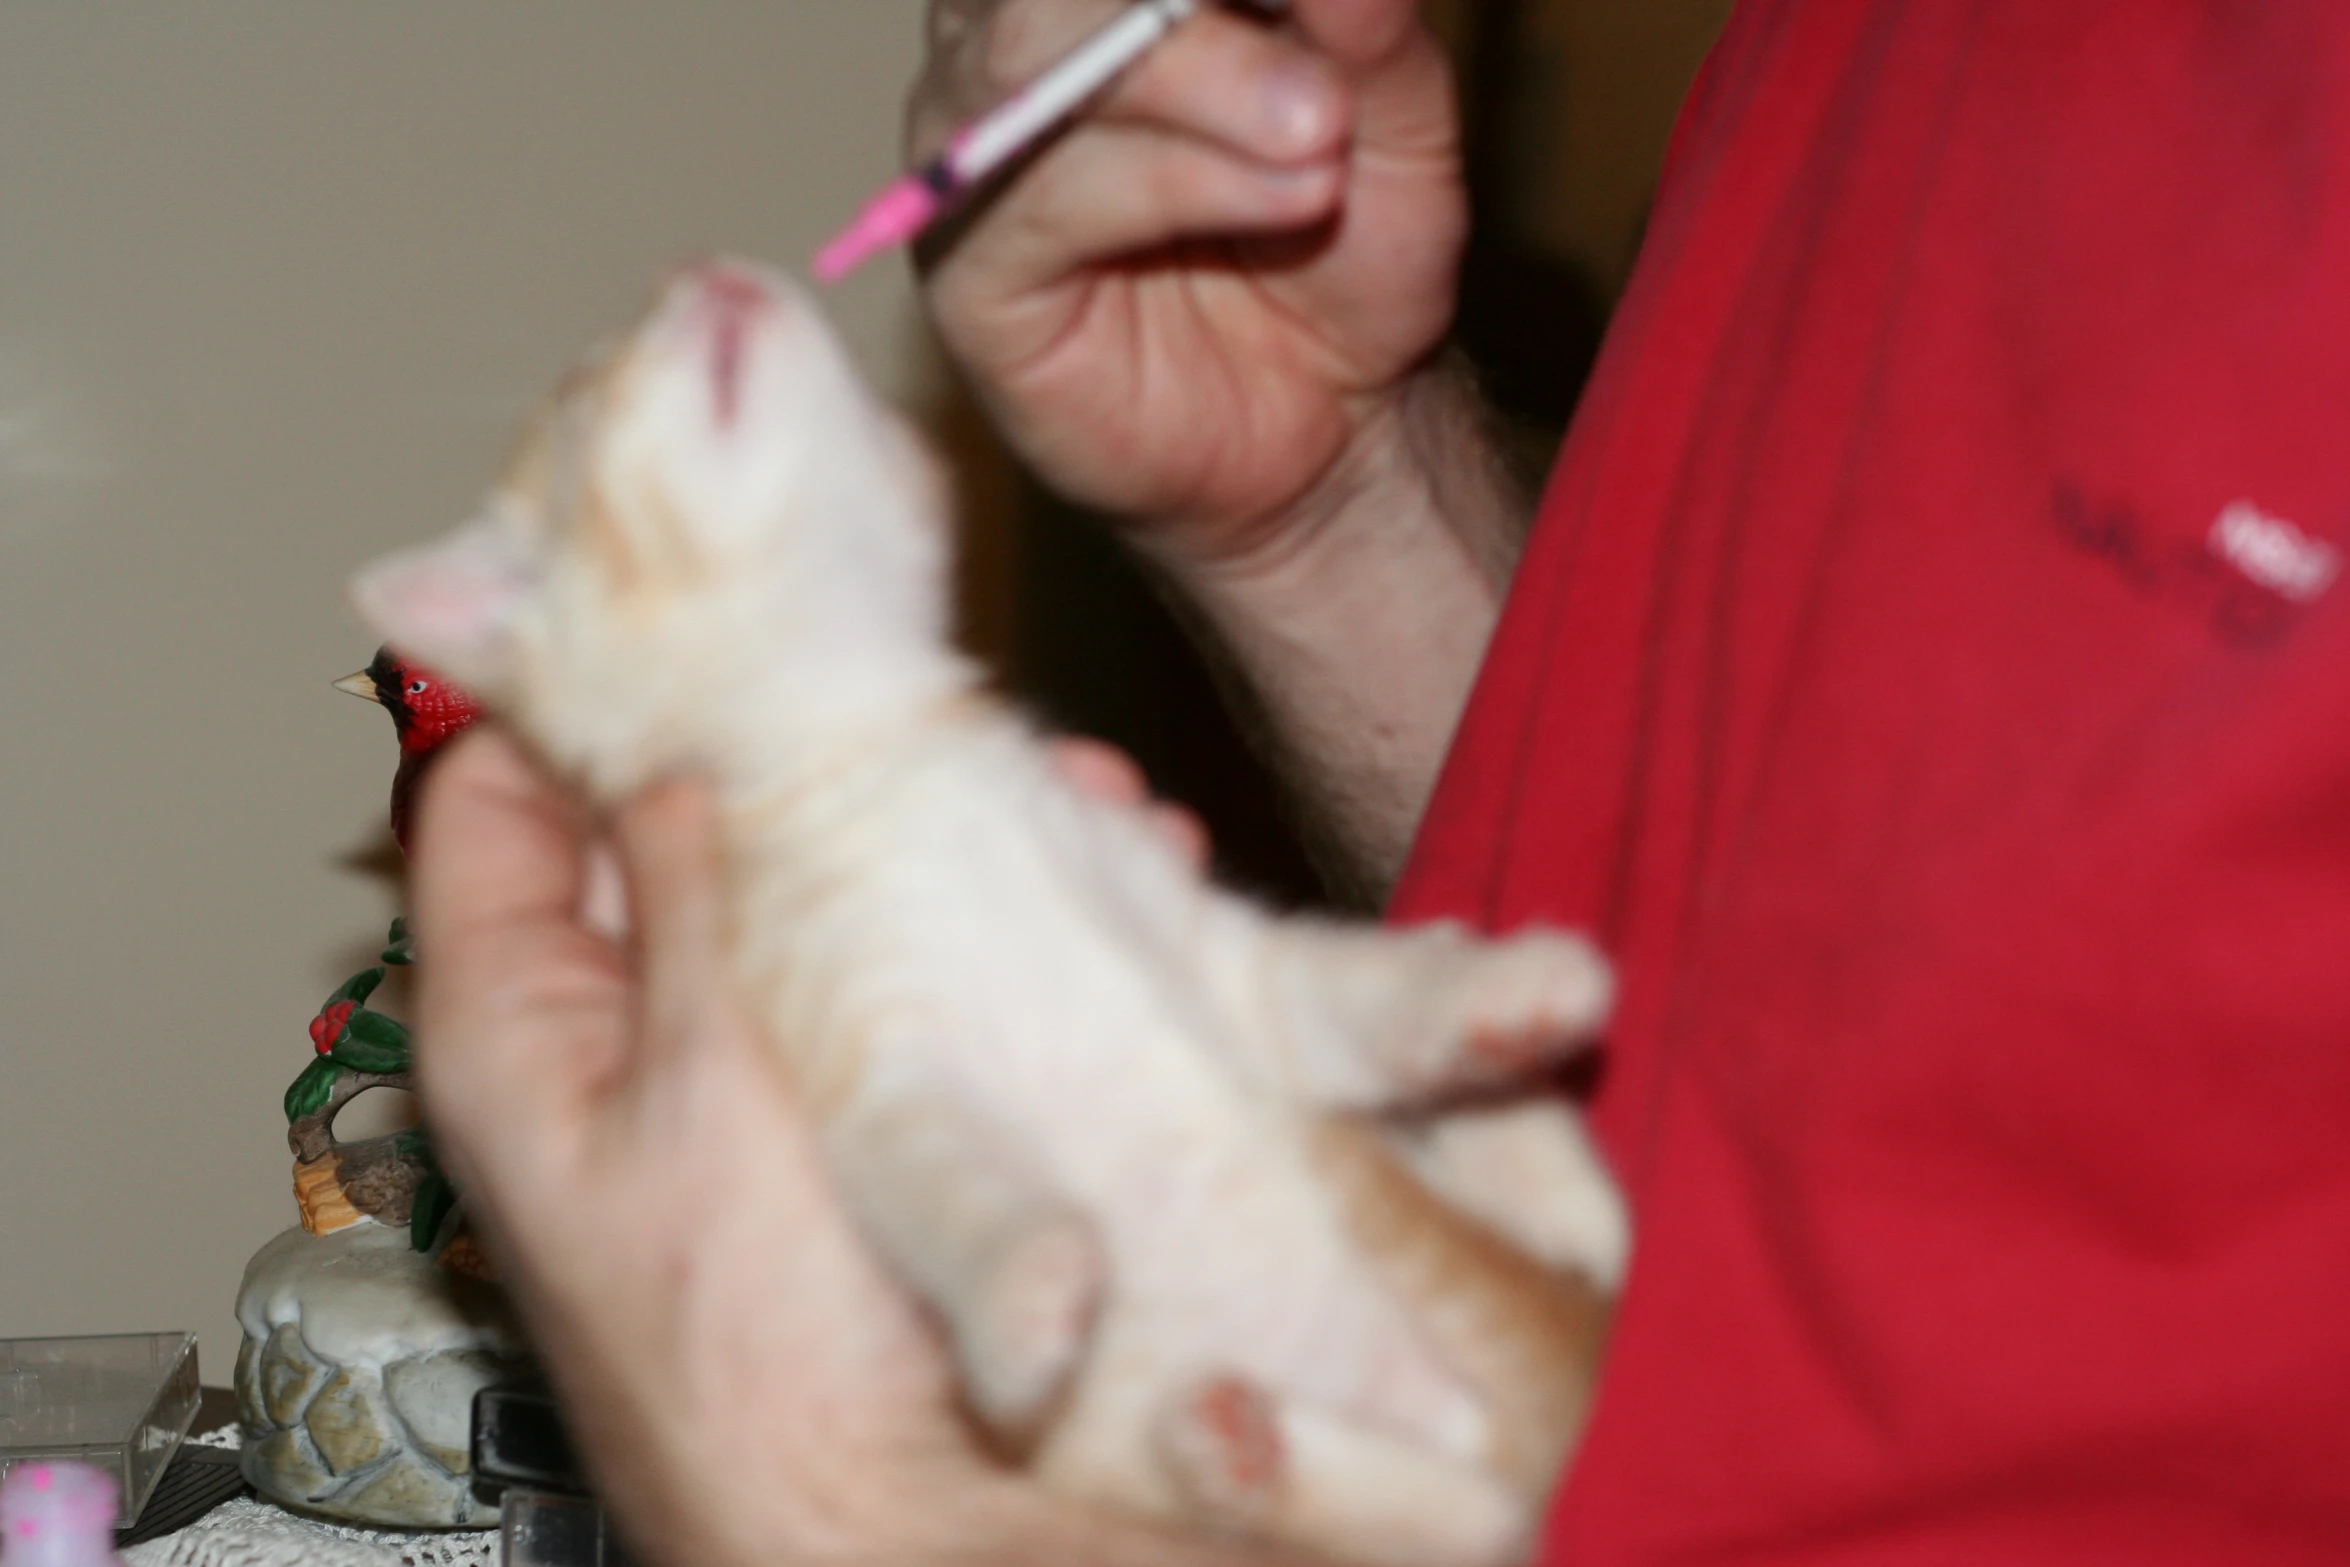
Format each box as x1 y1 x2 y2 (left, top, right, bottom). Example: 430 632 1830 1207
907 44 989 149
1002 179 1081 258
1145 147 1226 218
904 66 954 152
979 0 1092 95
925 0 989 54
917 244 995 340
977 16 1030 96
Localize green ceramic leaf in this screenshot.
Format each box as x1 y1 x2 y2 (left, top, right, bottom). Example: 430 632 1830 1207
410 1171 457 1254
381 918 415 968
329 967 385 1008
329 1009 411 1074
283 1056 343 1124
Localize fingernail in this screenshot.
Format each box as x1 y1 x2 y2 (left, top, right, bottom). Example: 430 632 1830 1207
1259 64 1334 152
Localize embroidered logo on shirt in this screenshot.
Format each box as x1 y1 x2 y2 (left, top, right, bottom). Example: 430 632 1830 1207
2050 483 2337 648
2207 501 2341 604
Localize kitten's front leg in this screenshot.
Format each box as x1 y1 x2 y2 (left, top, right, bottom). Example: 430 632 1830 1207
822 1081 1105 1444
1201 911 1613 1112
1192 912 1626 1285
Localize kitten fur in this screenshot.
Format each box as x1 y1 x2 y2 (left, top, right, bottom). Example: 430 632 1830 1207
355 262 1627 1567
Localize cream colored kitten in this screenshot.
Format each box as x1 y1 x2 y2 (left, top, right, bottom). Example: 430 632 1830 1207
355 262 1626 1567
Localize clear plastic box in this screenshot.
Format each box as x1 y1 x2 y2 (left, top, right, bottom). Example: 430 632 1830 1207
0 1332 200 1526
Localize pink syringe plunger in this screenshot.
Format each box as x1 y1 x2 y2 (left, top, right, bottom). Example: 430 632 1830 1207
812 0 1205 283
0 1462 125 1567
812 173 948 284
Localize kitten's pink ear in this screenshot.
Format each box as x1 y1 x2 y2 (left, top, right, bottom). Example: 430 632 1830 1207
350 518 536 685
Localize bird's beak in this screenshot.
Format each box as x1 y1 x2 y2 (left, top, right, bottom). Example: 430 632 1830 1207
333 670 384 704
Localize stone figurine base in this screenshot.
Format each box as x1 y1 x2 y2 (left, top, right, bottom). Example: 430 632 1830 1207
233 1225 531 1528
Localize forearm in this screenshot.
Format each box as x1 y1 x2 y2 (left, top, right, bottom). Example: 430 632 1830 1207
1146 356 1531 905
911 1476 1342 1567
671 1461 1340 1567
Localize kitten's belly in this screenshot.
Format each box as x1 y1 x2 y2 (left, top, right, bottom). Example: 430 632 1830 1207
928 914 1483 1454
740 767 1485 1454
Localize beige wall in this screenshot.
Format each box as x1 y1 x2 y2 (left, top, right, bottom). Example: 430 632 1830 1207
0 5 933 1380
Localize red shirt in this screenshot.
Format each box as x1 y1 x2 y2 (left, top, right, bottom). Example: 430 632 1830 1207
1392 2 2350 1560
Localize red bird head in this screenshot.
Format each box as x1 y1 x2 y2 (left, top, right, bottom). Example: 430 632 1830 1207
336 646 483 851
335 647 481 756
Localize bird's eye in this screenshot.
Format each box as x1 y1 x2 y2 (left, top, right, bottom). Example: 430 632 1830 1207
407 680 429 696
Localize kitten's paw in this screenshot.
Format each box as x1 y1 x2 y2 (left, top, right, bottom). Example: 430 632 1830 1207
1403 1102 1630 1288
1157 1374 1287 1528
1457 932 1613 1078
962 1215 1105 1432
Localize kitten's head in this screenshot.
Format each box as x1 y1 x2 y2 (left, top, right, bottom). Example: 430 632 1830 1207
351 260 949 791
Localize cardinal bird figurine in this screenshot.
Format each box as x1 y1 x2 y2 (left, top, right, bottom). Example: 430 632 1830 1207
335 646 482 852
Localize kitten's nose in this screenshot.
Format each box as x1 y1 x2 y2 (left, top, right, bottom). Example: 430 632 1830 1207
693 259 775 319
681 260 777 429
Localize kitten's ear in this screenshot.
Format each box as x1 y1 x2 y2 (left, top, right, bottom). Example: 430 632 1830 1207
350 516 536 687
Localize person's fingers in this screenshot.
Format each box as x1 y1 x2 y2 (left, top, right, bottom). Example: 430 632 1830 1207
1286 0 1424 69
966 0 1128 97
1095 10 1346 167
914 0 1150 146
911 6 1347 192
612 777 731 1077
410 728 629 1147
939 119 1341 303
1312 6 1458 169
411 728 588 940
580 841 630 942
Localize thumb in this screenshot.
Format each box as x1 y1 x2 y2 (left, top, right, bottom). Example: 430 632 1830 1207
1284 0 1462 203
613 777 734 1079
1286 0 1427 71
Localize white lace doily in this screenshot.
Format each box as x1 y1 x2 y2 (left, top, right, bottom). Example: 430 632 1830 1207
123 1427 499 1567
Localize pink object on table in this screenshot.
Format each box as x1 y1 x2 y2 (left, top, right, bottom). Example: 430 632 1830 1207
0 1463 124 1566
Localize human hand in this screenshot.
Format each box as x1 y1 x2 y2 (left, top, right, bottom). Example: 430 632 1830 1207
912 0 1467 571
409 728 1235 1566
409 729 989 1566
